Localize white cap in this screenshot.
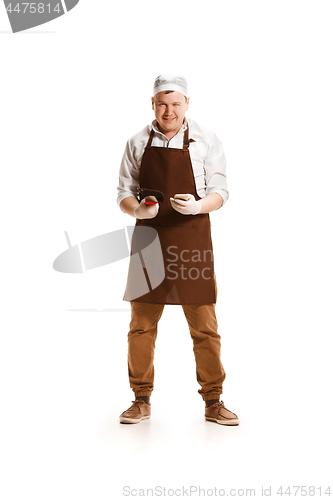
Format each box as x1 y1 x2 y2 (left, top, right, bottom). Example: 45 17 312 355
153 74 188 98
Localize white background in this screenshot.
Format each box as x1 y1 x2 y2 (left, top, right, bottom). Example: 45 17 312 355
1 1 332 498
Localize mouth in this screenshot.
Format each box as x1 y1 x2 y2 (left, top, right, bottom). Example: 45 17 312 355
163 117 176 122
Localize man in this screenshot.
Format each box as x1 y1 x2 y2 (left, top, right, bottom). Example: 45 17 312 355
117 75 239 426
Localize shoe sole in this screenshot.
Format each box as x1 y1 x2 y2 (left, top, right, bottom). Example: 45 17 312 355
205 416 240 426
119 415 151 424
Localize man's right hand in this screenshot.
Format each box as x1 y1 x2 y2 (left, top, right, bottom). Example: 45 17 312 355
134 196 159 219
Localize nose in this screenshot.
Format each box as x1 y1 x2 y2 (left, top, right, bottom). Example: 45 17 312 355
164 105 173 116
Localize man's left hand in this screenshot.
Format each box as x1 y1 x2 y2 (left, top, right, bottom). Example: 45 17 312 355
170 194 201 215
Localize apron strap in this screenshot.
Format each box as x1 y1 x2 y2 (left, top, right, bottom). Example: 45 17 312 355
183 124 196 148
183 126 190 150
146 129 155 148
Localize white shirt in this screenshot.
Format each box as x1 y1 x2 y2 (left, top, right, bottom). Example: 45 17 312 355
117 117 229 207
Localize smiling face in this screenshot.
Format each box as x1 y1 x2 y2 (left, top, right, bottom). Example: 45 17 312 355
151 91 190 139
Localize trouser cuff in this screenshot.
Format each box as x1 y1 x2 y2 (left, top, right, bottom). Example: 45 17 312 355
202 393 222 402
134 391 152 397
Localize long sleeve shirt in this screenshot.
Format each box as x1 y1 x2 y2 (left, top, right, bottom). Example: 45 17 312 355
117 117 229 207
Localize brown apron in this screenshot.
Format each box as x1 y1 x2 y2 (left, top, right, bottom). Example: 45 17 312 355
123 124 216 305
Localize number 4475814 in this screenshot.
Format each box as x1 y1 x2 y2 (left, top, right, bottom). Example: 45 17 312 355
277 486 331 496
6 3 61 14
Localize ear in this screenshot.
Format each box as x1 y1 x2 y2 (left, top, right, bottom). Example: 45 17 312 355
151 96 155 110
186 97 190 111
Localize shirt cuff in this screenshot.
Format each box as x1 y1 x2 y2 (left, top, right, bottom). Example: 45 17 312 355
204 189 229 207
117 192 139 207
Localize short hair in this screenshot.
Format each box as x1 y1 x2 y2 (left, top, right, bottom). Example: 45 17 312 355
155 90 187 102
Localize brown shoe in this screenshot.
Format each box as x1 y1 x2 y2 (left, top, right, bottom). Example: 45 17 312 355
119 400 151 424
205 400 239 426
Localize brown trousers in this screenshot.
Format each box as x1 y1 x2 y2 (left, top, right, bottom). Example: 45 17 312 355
127 282 226 401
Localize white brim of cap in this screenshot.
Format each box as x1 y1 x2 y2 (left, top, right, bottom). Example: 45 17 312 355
153 83 187 97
